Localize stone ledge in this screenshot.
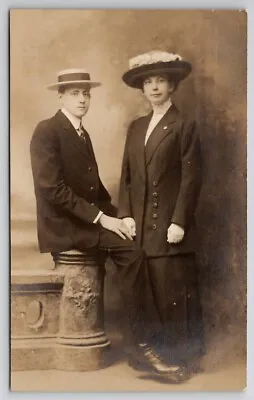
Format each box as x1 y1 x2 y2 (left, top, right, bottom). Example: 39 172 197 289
11 264 110 371
11 338 56 371
11 338 111 371
11 269 64 285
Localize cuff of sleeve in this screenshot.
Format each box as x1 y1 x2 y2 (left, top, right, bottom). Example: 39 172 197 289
117 212 132 219
93 211 103 224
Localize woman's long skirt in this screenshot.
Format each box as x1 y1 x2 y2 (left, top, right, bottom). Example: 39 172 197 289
146 253 205 364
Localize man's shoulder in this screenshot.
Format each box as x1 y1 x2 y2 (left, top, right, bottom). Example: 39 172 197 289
30 113 61 147
35 117 52 131
36 112 60 129
32 112 61 136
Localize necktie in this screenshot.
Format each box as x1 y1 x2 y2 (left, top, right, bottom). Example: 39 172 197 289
77 123 86 141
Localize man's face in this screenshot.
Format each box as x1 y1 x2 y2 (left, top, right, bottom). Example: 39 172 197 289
143 74 174 106
59 85 91 118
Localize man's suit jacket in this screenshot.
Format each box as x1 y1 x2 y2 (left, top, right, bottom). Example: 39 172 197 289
30 110 116 253
118 104 202 257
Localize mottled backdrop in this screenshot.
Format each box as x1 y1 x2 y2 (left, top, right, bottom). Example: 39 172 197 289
10 9 247 368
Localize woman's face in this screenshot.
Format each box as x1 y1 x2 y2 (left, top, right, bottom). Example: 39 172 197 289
143 74 175 106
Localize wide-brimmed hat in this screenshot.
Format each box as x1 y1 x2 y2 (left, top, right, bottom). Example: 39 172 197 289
47 68 101 90
122 51 192 89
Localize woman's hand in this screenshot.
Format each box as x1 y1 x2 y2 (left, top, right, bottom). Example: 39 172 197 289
167 223 185 244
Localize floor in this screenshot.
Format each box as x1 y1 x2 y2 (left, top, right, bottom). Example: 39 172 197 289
11 362 246 393
11 332 246 393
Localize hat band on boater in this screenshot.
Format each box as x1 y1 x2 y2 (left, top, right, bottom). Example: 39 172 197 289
58 72 91 82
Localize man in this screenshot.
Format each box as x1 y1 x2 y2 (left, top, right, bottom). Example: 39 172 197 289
30 68 188 382
119 51 204 371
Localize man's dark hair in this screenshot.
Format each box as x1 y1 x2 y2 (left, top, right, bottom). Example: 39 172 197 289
58 86 66 94
58 84 91 94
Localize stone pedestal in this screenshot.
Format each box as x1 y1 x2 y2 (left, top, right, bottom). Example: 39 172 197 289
53 250 110 371
11 250 110 371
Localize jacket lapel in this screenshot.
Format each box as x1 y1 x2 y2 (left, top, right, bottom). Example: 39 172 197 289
145 104 178 166
54 110 93 161
133 112 153 181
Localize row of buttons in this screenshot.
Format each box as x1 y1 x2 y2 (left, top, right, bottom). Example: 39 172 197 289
89 173 95 205
152 183 158 229
153 191 158 209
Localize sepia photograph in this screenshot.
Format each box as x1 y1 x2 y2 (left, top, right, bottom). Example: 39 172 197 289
10 9 247 392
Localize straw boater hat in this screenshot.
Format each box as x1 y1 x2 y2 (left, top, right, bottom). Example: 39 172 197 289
122 51 192 89
47 68 101 90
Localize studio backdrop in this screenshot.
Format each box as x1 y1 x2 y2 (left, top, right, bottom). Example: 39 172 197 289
10 9 247 367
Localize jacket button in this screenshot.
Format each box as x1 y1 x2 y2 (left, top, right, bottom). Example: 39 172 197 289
152 224 157 230
88 166 92 171
90 186 94 191
90 202 95 206
153 202 158 208
152 192 158 198
153 181 158 187
152 213 158 219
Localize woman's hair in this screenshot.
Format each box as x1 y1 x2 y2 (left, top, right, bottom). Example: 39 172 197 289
141 73 180 93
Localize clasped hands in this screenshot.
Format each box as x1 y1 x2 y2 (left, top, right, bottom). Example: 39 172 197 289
99 214 184 243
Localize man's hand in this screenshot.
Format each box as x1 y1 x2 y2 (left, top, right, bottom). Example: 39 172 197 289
99 214 133 240
167 223 185 244
122 217 136 237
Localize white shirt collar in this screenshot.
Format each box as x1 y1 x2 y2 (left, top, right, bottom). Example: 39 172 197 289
61 108 82 130
152 98 172 116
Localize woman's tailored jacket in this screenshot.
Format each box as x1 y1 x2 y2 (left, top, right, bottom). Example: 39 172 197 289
118 104 202 257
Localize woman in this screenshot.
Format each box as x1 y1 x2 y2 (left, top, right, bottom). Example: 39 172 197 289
118 50 204 372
